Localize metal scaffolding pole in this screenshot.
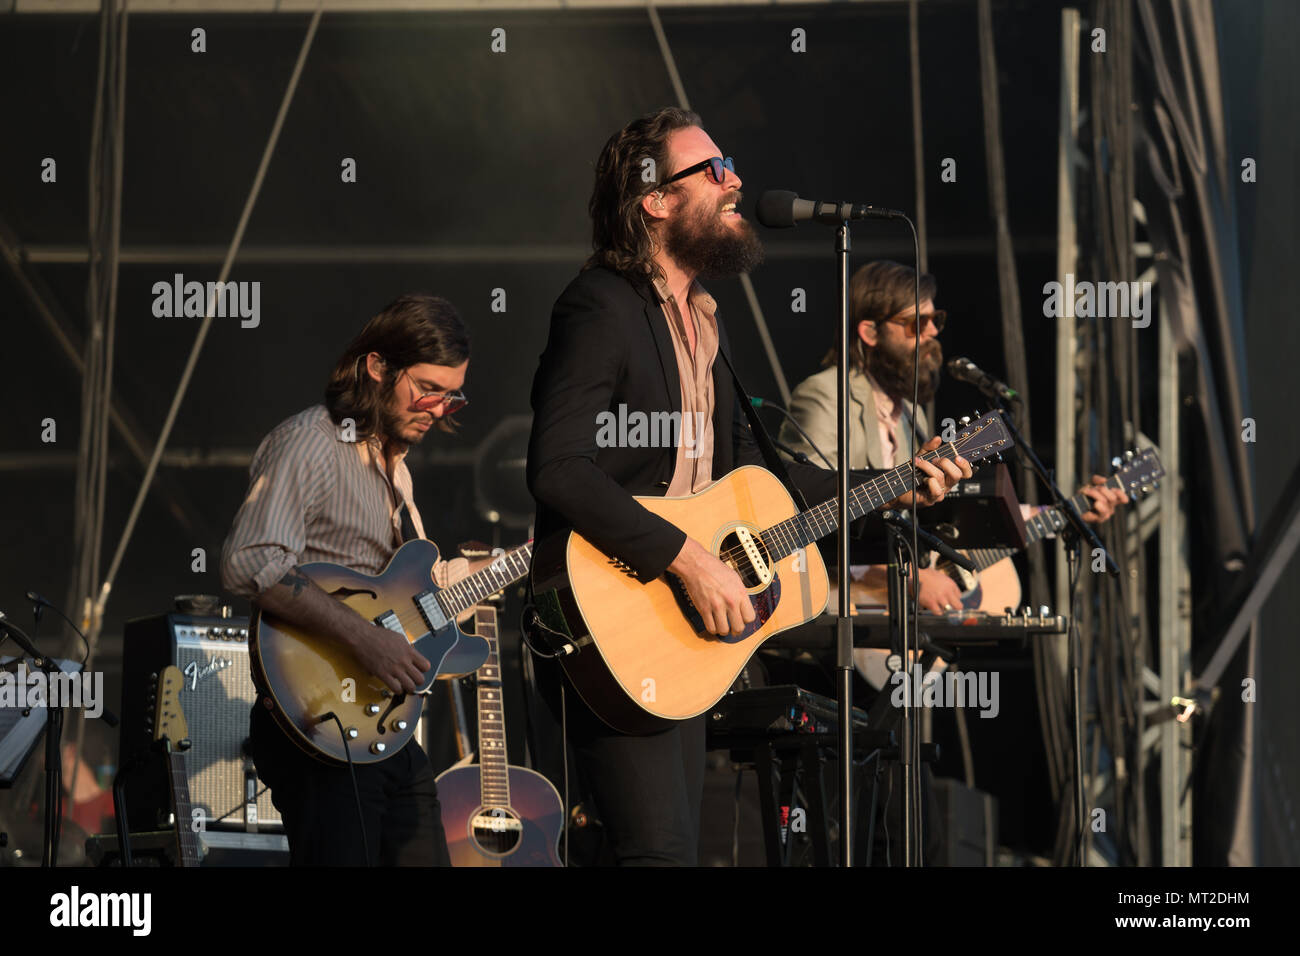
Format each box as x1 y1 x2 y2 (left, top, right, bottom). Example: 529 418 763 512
1157 296 1193 866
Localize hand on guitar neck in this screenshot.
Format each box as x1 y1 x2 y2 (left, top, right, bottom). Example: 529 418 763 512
892 435 973 510
1077 474 1129 522
667 435 971 637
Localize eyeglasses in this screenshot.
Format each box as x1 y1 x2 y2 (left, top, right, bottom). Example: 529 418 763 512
401 369 468 414
659 156 735 188
877 308 946 336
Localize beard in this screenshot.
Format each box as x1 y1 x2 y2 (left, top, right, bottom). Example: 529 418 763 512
376 386 431 450
864 333 943 405
663 192 765 279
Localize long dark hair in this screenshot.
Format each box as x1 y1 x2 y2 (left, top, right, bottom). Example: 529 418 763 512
822 260 938 371
585 107 702 282
325 294 470 437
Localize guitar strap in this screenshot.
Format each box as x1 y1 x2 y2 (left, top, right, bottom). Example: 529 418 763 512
715 346 810 512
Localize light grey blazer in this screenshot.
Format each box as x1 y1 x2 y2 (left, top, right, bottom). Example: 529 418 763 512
777 366 930 471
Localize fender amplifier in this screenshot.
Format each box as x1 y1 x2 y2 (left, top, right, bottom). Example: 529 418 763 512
120 609 280 832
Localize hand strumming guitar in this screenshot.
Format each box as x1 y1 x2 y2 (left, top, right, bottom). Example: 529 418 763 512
349 625 431 696
668 537 755 638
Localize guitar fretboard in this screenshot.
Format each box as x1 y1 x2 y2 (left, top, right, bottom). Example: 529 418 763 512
437 542 533 619
474 607 510 808
168 751 203 867
762 443 968 561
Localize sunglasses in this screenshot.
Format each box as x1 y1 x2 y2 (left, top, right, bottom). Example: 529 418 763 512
659 156 735 188
401 369 468 414
877 308 946 336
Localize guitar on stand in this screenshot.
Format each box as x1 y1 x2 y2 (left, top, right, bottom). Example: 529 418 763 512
150 665 204 867
436 601 564 866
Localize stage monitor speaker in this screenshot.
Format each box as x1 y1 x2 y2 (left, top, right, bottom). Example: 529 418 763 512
119 611 280 832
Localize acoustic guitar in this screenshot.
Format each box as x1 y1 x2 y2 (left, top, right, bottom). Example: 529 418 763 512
251 537 532 764
530 411 1012 733
436 604 564 867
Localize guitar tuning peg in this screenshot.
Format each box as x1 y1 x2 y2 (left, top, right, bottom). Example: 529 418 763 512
1125 450 1134 460
959 416 971 426
1141 484 1152 495
1151 480 1159 489
1111 456 1122 469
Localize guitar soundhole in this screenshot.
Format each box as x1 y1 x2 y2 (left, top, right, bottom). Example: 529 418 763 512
470 806 523 856
718 530 772 589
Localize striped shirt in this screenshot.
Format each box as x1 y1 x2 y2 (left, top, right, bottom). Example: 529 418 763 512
220 404 464 599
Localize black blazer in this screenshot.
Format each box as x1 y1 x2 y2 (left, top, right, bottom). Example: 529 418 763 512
527 266 886 582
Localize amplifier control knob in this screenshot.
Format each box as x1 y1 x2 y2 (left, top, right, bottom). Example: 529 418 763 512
365 703 381 715
346 727 359 739
370 742 386 755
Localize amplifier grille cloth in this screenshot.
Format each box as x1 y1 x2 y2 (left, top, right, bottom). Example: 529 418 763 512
175 633 280 829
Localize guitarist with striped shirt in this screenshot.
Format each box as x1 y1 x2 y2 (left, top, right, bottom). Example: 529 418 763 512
220 294 476 866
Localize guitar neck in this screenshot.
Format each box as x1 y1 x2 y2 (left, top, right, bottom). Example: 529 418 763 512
166 751 203 867
438 542 533 619
764 443 966 560
474 607 510 808
951 474 1126 573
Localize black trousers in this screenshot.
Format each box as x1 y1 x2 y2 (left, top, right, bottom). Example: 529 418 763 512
537 657 705 866
248 700 451 866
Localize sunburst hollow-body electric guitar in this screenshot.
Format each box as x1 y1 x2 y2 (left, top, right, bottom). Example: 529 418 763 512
251 537 532 764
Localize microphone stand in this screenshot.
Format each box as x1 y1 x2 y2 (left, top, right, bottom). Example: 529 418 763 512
992 396 1116 867
834 223 855 867
875 510 975 866
882 510 976 575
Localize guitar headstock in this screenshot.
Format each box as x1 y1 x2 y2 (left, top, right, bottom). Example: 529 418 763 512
950 410 1012 467
1109 448 1165 499
152 665 190 752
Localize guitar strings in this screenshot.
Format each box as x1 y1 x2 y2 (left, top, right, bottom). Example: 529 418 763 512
712 442 965 569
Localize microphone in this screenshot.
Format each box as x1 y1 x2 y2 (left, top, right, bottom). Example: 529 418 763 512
946 357 1020 403
24 591 91 666
756 190 906 228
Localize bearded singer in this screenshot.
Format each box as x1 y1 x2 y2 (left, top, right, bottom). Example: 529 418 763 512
524 108 971 865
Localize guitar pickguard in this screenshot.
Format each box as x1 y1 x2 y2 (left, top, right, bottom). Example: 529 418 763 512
669 574 781 645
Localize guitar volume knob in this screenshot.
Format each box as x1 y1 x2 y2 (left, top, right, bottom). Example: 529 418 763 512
394 720 408 731
346 727 359 739
365 703 381 715
370 742 386 755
